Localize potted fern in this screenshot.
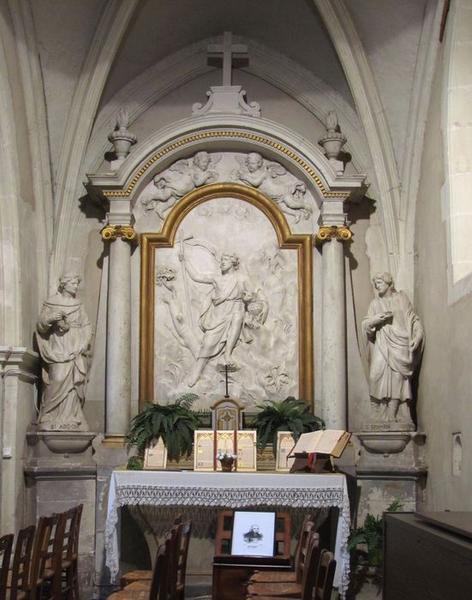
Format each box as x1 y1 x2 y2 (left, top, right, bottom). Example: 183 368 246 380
126 393 200 464
253 396 324 457
347 500 403 597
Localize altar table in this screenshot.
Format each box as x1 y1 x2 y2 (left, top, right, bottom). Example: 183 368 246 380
105 470 351 596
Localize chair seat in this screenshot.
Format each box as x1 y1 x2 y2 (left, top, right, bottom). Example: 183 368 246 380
120 569 152 587
5 591 27 600
249 571 297 584
124 580 151 591
246 596 297 600
247 581 302 597
108 589 149 600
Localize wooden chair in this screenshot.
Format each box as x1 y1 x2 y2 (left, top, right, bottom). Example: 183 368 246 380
249 517 315 585
123 520 192 600
245 531 321 599
57 505 83 600
26 515 55 600
6 525 35 600
0 534 14 600
120 516 183 589
313 550 336 600
43 512 68 600
108 537 171 600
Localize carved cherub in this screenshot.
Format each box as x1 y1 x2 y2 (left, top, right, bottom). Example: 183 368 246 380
141 176 180 220
140 152 221 220
276 181 312 223
235 153 311 222
234 152 269 187
168 151 221 193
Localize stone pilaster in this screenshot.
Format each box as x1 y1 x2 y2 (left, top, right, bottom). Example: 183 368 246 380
315 199 352 429
101 209 137 441
0 347 39 534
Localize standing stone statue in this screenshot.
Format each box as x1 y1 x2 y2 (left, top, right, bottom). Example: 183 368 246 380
36 274 92 431
362 272 424 426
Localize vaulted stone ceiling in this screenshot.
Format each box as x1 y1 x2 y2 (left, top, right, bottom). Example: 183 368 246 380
102 0 353 106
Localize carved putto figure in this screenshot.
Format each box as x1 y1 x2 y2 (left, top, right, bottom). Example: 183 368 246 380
36 274 92 431
234 152 312 222
362 272 424 426
141 152 220 219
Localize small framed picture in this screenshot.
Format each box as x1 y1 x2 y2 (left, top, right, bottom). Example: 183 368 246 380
276 432 296 472
236 430 257 472
231 511 276 557
194 430 215 472
143 438 167 470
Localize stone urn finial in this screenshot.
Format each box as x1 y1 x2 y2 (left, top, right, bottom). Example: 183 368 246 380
319 111 347 172
108 108 137 166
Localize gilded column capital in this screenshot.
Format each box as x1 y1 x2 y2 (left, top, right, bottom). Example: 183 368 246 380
315 225 352 245
101 224 137 243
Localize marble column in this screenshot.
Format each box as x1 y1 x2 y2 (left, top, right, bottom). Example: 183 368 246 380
101 220 136 439
316 204 352 429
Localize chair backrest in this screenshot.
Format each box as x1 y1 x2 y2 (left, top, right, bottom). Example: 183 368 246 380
300 531 321 600
294 517 315 583
313 550 336 600
148 540 169 600
9 526 35 600
177 520 192 590
61 504 83 562
0 533 14 599
28 515 55 599
167 522 183 599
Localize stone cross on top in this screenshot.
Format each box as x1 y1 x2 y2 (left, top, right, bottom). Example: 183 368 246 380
192 31 260 117
207 32 249 87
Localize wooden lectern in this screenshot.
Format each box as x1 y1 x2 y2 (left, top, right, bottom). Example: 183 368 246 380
289 430 351 473
212 510 292 600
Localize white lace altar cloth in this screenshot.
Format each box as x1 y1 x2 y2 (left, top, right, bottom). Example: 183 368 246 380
105 470 351 596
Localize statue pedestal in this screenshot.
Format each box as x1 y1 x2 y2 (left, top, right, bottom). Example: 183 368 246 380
28 430 96 455
356 429 426 470
352 428 427 525
24 431 97 598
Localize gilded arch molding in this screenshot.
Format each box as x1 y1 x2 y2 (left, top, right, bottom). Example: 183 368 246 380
139 183 314 409
92 119 364 206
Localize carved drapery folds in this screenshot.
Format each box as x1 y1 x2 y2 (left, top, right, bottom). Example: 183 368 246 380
362 272 424 430
36 274 92 432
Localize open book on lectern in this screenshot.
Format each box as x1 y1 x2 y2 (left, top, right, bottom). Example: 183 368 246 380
288 430 351 459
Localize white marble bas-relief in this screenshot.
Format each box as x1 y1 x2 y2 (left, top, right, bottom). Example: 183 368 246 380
154 197 299 409
140 152 220 220
362 272 424 427
233 152 312 223
135 151 317 232
35 274 92 431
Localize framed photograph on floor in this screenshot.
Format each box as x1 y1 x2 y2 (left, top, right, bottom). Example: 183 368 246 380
231 511 276 557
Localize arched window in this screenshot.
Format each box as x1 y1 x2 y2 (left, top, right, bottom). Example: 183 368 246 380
443 0 472 297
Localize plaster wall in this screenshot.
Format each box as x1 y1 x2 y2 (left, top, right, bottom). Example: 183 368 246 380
345 0 428 173
0 3 42 347
30 0 107 181
415 43 472 510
